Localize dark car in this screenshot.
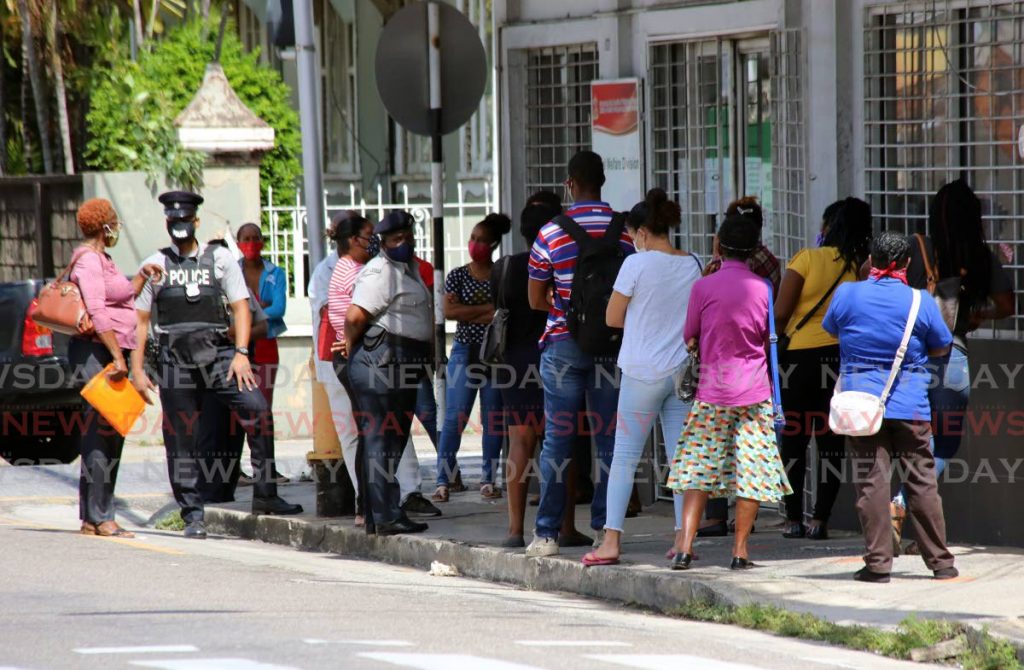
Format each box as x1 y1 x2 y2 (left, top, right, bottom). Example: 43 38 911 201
0 279 87 465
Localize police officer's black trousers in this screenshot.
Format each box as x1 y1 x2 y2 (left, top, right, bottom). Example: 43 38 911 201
69 339 128 525
345 337 430 528
159 347 278 523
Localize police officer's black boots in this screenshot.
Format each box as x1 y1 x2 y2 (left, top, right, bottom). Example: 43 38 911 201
253 495 303 516
184 520 208 540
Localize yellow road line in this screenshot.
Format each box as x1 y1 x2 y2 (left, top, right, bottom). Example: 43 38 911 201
0 516 185 556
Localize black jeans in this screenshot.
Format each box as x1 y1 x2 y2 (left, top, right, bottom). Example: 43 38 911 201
344 336 430 529
158 346 278 523
780 345 846 524
70 339 129 525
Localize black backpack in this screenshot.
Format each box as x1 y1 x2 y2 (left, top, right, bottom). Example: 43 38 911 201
554 213 627 356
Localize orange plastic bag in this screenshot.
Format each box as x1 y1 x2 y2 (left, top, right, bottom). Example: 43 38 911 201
79 364 145 437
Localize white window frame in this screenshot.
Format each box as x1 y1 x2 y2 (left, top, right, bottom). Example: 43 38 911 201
320 0 359 177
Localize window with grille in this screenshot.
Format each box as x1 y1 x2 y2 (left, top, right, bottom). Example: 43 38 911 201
321 0 358 175
649 35 807 263
865 0 1024 338
458 0 492 176
524 44 599 197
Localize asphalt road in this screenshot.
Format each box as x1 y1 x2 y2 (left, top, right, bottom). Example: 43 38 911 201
0 497 930 670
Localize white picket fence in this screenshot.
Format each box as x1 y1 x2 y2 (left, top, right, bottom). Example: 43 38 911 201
263 182 495 298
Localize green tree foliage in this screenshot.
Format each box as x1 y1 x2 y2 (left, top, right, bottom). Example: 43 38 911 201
85 14 300 205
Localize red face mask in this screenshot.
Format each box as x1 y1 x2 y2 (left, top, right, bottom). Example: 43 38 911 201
238 240 264 261
468 241 493 264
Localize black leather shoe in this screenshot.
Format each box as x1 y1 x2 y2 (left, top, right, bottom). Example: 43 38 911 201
253 496 303 516
401 492 443 517
670 552 693 571
730 556 757 570
806 524 829 540
184 521 207 540
782 522 806 538
854 567 891 583
696 520 728 537
376 517 429 536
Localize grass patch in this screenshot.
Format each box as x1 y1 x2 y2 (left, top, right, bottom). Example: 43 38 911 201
154 510 185 531
676 599 1022 668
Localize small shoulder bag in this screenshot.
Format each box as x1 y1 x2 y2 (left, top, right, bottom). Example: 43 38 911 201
479 256 512 365
829 290 921 437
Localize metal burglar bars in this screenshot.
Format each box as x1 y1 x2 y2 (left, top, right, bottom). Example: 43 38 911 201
524 44 599 196
649 39 730 261
261 182 494 299
770 29 808 263
865 0 1024 338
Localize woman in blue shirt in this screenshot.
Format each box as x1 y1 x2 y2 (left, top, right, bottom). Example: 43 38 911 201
237 223 289 483
822 231 958 583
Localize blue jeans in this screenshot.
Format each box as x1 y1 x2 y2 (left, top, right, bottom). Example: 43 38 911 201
604 373 688 533
894 347 969 505
436 341 504 485
415 376 439 449
535 338 620 538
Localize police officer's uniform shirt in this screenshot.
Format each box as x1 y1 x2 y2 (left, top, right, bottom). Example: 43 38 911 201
136 243 250 333
351 255 432 342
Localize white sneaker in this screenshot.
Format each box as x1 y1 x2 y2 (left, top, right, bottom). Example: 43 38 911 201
592 529 606 548
525 535 559 558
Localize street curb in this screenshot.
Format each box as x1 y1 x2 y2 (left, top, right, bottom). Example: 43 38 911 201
204 508 735 614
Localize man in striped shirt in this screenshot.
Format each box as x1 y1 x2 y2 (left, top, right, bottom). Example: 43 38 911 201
525 151 635 557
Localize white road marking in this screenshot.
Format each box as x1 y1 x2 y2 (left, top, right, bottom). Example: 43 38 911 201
74 646 199 655
586 654 768 670
131 660 300 670
303 639 414 647
515 641 632 648
359 653 543 670
798 659 863 670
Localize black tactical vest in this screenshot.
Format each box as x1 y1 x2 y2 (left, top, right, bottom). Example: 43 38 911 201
155 245 229 334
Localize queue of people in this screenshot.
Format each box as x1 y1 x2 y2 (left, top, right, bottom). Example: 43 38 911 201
60 150 1012 584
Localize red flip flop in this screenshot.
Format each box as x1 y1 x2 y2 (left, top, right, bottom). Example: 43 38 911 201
581 552 619 567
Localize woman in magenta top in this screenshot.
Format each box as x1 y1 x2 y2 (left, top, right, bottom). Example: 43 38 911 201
667 214 791 571
68 198 161 538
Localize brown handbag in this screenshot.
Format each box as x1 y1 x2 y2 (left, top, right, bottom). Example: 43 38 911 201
32 249 97 336
915 233 963 332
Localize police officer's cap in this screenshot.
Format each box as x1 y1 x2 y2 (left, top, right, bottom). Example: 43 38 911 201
158 191 204 221
374 210 415 236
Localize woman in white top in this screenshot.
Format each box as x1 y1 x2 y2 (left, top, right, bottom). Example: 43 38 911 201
583 188 702 566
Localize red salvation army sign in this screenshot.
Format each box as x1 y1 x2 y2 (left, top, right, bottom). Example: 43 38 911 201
591 79 643 211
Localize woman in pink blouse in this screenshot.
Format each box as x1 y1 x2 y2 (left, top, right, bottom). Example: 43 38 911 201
69 199 161 538
326 213 375 525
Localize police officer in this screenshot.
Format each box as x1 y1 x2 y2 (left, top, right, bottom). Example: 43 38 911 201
344 211 433 535
131 191 302 539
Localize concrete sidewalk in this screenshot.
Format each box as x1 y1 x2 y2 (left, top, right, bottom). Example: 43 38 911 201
205 478 1024 646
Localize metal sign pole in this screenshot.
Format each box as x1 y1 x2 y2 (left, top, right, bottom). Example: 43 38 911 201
294 0 326 269
427 2 446 423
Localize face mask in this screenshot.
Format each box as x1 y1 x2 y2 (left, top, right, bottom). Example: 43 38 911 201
632 230 646 253
238 240 264 261
468 241 493 264
366 235 381 259
815 232 826 247
103 224 120 248
167 219 196 243
384 241 413 264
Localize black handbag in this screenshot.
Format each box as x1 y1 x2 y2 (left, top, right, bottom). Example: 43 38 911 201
673 350 700 403
479 256 512 365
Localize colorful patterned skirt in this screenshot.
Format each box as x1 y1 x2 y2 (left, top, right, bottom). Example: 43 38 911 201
668 401 793 503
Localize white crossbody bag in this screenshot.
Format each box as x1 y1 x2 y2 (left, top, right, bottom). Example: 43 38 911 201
829 289 921 437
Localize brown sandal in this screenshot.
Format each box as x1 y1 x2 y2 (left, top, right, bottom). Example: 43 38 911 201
80 522 98 536
431 485 449 503
480 484 503 500
96 521 135 538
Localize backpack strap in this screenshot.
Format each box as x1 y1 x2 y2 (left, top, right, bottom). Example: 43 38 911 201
603 212 626 244
553 214 591 249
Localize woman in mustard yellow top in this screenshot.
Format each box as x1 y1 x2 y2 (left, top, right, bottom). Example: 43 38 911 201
774 198 872 540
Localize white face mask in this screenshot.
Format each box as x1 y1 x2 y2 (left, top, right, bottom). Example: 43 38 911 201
632 229 647 253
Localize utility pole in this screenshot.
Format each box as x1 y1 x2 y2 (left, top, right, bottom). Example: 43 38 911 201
293 0 326 268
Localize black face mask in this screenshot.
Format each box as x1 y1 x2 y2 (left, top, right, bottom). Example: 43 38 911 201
167 219 196 243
